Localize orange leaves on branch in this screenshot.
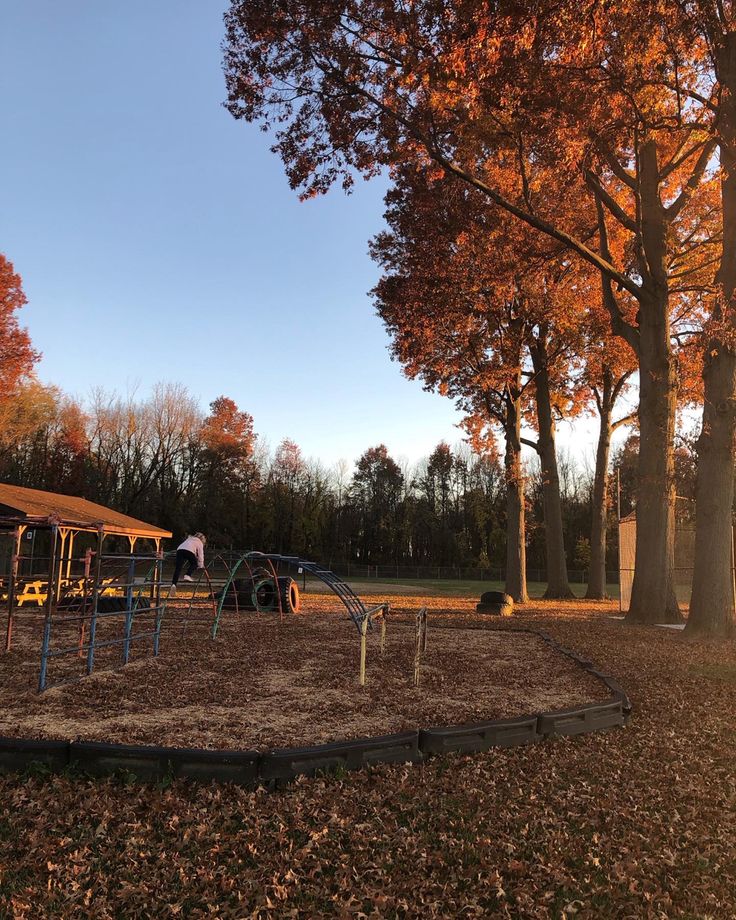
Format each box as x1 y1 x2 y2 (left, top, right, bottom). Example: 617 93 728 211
0 253 39 398
201 396 256 465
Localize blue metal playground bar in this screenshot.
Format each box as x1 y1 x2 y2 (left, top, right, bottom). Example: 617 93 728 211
38 549 164 692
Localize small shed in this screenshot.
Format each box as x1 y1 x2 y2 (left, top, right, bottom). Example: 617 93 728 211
618 509 734 612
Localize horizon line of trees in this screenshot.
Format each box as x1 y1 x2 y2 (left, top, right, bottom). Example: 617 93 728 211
0 370 703 588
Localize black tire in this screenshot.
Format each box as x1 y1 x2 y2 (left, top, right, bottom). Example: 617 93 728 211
252 577 277 611
278 577 301 614
479 590 513 606
96 596 127 613
476 601 514 616
219 578 256 611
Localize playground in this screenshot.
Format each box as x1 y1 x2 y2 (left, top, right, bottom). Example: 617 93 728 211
1 605 610 750
0 484 618 759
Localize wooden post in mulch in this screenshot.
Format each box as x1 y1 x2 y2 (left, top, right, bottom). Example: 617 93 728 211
413 606 428 688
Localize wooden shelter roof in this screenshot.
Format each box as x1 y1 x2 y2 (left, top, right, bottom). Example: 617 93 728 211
0 483 171 540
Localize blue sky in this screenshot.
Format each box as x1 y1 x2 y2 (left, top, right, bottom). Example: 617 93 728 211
1 1 614 470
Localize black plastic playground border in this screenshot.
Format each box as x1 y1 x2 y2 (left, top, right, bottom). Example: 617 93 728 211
0 628 631 785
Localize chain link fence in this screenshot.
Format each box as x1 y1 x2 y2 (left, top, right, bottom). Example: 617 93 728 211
325 561 618 585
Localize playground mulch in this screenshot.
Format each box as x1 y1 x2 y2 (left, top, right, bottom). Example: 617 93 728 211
2 599 736 918
1 602 607 749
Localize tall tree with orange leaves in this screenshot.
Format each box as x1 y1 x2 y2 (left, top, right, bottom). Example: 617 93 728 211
372 168 549 602
199 396 258 544
662 3 736 637
0 254 39 399
223 0 722 627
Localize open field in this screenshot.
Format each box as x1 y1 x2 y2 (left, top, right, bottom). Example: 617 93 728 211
315 577 622 599
1 596 735 918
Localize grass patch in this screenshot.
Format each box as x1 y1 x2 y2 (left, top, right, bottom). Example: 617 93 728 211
331 578 621 599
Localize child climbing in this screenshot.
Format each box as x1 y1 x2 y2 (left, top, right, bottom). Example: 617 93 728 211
171 532 206 592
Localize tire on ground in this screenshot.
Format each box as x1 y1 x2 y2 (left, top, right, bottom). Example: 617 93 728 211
278 577 301 614
252 577 278 612
218 578 255 611
479 590 513 605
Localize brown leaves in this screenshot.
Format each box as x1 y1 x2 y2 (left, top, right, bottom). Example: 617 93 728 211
2 604 736 917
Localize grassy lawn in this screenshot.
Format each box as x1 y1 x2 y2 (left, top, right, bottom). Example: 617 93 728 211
340 576 622 600
1 600 734 918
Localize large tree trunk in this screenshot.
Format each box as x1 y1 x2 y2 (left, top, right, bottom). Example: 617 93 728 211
626 292 682 625
688 36 736 638
625 140 681 626
503 393 528 603
688 351 736 636
586 378 613 600
530 332 574 599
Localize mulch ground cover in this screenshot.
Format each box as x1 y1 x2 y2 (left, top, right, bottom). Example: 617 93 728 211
1 597 735 918
1 600 607 749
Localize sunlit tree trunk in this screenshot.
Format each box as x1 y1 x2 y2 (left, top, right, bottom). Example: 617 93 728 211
529 330 574 599
586 367 635 600
503 388 528 603
587 375 614 600
624 142 681 626
689 37 736 638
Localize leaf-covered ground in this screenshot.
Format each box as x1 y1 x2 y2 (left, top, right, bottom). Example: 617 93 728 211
1 600 735 918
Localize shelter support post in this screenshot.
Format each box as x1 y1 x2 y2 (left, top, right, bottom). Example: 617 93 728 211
65 531 76 581
56 528 69 596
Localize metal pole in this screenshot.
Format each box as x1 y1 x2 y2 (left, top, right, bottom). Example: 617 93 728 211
122 555 135 664
78 547 92 655
86 528 105 675
153 551 163 656
413 607 426 688
359 615 368 686
38 525 60 692
4 525 25 652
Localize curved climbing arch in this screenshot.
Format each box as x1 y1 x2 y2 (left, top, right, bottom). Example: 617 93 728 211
211 552 370 638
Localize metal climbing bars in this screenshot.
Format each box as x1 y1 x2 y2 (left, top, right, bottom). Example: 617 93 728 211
211 552 371 638
37 544 165 691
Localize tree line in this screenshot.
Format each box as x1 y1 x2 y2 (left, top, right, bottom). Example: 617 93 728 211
0 371 663 582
